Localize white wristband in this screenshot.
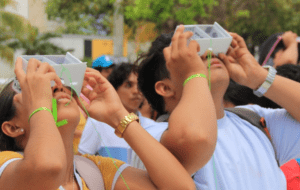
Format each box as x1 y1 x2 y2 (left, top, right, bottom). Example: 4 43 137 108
253 66 277 97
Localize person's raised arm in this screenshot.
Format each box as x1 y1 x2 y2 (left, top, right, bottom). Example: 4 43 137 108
220 33 300 122
0 58 67 190
158 25 218 175
273 31 298 67
78 67 196 190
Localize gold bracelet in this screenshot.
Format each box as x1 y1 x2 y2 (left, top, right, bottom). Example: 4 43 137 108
115 113 139 138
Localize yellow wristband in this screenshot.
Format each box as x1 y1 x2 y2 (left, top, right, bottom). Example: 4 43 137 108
28 107 52 123
183 73 207 86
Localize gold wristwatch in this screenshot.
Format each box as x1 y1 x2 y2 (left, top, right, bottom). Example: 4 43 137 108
115 113 139 138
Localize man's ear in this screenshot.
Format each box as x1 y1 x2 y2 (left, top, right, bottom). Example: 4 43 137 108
155 80 175 98
1 121 24 138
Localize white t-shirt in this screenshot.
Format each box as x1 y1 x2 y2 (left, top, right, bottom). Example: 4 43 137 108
132 105 300 189
78 112 156 163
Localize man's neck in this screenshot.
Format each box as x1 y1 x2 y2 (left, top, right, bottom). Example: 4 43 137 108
212 92 226 119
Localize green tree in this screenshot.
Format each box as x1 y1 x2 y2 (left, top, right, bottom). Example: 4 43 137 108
46 0 215 35
46 0 300 55
124 0 216 33
197 0 300 53
0 0 30 64
46 0 114 35
8 25 73 55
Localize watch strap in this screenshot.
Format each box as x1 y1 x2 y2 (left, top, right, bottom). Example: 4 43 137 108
115 113 139 138
253 66 277 97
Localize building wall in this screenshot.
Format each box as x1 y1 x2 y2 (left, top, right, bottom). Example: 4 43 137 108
28 0 48 32
4 0 29 19
50 35 151 62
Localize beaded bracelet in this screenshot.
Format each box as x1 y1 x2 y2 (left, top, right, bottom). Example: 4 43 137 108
28 107 52 123
183 73 207 87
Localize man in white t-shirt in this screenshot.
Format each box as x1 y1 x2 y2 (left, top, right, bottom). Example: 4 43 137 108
78 63 156 163
135 29 300 189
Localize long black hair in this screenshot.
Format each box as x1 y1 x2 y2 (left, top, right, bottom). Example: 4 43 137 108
0 81 22 151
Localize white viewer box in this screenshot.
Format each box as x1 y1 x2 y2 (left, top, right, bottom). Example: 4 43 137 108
174 22 232 56
13 52 87 96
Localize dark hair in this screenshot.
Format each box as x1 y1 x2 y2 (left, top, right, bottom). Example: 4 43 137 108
259 32 300 66
107 63 138 90
0 81 22 151
94 64 115 72
258 32 284 65
224 80 258 106
224 64 300 109
136 33 173 116
224 80 280 108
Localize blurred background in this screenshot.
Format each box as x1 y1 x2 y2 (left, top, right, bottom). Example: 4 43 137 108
1 0 300 86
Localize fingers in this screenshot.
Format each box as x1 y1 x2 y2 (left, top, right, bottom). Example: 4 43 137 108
178 31 193 51
171 25 184 56
188 40 200 53
26 58 41 74
81 86 97 101
219 53 232 68
163 46 171 63
230 38 238 49
37 62 56 74
14 57 26 83
230 33 247 48
45 72 62 87
201 50 209 60
75 95 90 112
84 72 107 94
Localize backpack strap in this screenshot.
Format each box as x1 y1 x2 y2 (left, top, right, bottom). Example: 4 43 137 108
225 107 280 166
74 155 105 190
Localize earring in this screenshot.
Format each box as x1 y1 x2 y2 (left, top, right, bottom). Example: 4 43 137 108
20 128 24 133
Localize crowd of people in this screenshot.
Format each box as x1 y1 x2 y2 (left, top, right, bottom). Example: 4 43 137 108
0 25 300 190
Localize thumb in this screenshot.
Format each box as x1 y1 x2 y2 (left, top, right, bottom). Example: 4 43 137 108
219 53 230 67
75 94 90 114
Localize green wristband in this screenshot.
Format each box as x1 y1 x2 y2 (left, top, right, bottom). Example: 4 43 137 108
28 107 52 123
183 74 207 86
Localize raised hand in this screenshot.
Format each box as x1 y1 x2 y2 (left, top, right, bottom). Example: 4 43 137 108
78 68 127 128
14 58 62 116
163 25 207 87
219 33 268 90
282 31 297 47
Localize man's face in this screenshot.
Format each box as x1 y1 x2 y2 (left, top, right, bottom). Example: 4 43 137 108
200 54 230 88
116 72 143 113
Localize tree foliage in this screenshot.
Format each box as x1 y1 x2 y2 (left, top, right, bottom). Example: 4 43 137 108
46 0 114 35
0 0 31 64
124 0 216 33
7 25 72 55
46 0 300 54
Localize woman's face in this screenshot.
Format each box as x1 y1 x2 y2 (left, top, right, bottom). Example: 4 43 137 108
13 85 80 133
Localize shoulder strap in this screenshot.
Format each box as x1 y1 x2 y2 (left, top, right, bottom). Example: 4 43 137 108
74 155 105 190
225 108 280 166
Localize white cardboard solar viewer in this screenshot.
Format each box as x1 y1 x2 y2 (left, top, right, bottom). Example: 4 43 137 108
13 52 87 95
174 22 232 56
